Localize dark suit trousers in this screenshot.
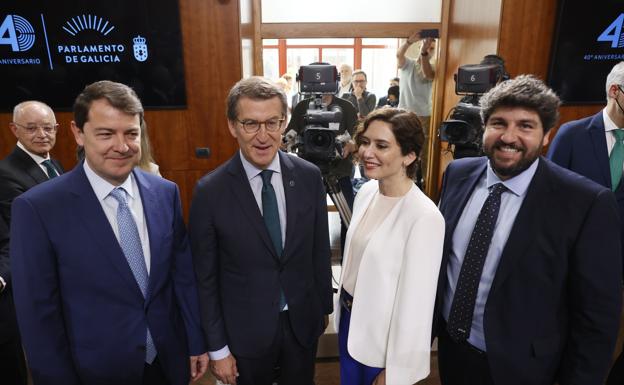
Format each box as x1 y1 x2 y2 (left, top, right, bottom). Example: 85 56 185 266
607 348 624 385
0 292 27 385
235 311 317 385
438 324 495 385
142 357 170 385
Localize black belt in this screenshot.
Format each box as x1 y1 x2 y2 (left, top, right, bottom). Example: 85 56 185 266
340 288 353 312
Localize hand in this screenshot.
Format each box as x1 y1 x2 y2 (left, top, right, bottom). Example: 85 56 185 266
421 37 435 55
353 85 364 99
210 354 238 385
407 31 420 44
342 140 356 157
372 369 386 385
189 353 209 382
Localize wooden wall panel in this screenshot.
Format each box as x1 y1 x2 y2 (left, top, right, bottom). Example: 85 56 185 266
0 0 243 219
434 0 502 197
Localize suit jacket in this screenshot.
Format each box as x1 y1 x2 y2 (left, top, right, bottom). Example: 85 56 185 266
546 111 624 276
436 156 622 385
334 181 444 385
11 164 205 385
189 151 333 358
0 146 63 344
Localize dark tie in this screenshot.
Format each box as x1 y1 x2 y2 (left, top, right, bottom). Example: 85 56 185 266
446 182 507 342
108 187 157 363
41 159 58 179
260 170 287 310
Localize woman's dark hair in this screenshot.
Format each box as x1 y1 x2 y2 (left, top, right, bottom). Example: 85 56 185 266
355 108 424 179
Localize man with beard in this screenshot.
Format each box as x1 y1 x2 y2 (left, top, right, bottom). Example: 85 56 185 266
434 75 622 385
546 61 624 385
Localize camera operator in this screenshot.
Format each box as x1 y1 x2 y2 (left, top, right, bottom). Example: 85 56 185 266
286 92 357 253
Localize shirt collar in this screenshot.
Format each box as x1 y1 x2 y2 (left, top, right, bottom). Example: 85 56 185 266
17 141 49 164
239 150 281 181
603 108 620 132
486 157 539 197
83 160 136 202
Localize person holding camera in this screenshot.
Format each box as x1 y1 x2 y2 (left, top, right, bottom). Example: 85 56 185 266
335 108 444 385
397 30 436 183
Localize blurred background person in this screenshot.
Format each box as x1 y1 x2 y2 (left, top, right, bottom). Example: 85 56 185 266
397 31 436 185
336 108 444 385
338 63 354 97
377 78 400 108
377 85 400 109
342 70 377 120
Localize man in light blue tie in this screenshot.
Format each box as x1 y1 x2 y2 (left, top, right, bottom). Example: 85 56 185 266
10 81 208 385
547 61 624 384
0 100 63 385
189 77 333 385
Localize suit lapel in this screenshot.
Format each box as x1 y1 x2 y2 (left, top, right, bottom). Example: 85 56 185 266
588 113 612 188
444 161 487 236
280 152 298 263
227 154 280 261
12 147 49 185
489 158 549 296
69 164 145 299
133 170 160 303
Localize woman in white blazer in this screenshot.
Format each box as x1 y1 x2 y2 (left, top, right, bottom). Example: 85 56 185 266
336 108 445 385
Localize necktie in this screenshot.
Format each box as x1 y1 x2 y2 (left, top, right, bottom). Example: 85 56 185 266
260 170 287 310
610 129 624 191
446 183 507 342
108 187 157 363
41 159 58 179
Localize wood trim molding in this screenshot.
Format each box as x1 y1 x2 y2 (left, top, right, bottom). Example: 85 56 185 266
261 22 441 39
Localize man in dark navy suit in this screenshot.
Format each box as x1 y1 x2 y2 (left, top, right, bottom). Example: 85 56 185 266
0 100 63 385
189 77 332 385
436 75 622 385
547 60 624 385
11 81 208 385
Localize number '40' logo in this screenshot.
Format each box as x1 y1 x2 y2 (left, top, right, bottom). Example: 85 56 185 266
598 14 624 48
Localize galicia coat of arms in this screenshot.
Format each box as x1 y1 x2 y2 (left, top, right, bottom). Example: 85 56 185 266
133 35 148 62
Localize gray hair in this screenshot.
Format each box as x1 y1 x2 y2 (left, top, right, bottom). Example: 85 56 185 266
226 76 288 122
605 61 624 100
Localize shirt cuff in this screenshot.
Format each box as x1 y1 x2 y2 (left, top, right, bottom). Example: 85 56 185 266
0 276 5 292
208 345 231 361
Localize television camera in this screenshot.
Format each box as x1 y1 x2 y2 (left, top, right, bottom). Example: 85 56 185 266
284 63 356 226
439 55 509 158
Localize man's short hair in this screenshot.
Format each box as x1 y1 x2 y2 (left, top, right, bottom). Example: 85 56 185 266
73 80 144 131
480 74 561 133
352 70 367 80
605 61 624 100
226 76 288 122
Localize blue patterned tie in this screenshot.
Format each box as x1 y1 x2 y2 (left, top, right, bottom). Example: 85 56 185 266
446 183 507 342
109 187 157 363
260 170 287 310
41 159 58 179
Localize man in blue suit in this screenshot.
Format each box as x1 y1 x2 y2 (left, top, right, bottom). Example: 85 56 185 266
436 75 622 385
11 81 208 385
189 77 333 385
547 61 624 385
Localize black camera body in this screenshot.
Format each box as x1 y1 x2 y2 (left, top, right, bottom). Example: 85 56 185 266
289 63 349 175
439 56 509 159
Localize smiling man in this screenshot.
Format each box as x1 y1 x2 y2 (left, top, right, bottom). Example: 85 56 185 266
11 81 207 385
435 75 622 385
0 100 63 385
189 76 332 385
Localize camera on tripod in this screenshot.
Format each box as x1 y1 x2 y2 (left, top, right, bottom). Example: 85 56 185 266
285 63 351 174
439 55 509 159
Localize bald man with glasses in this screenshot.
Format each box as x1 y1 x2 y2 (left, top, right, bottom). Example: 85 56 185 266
0 100 63 385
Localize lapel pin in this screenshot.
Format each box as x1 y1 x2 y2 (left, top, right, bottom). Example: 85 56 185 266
289 180 295 187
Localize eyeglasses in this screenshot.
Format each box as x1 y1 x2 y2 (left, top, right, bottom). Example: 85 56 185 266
237 118 285 134
13 122 59 134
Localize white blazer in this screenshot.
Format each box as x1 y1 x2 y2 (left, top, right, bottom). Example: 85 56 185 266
335 180 445 385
